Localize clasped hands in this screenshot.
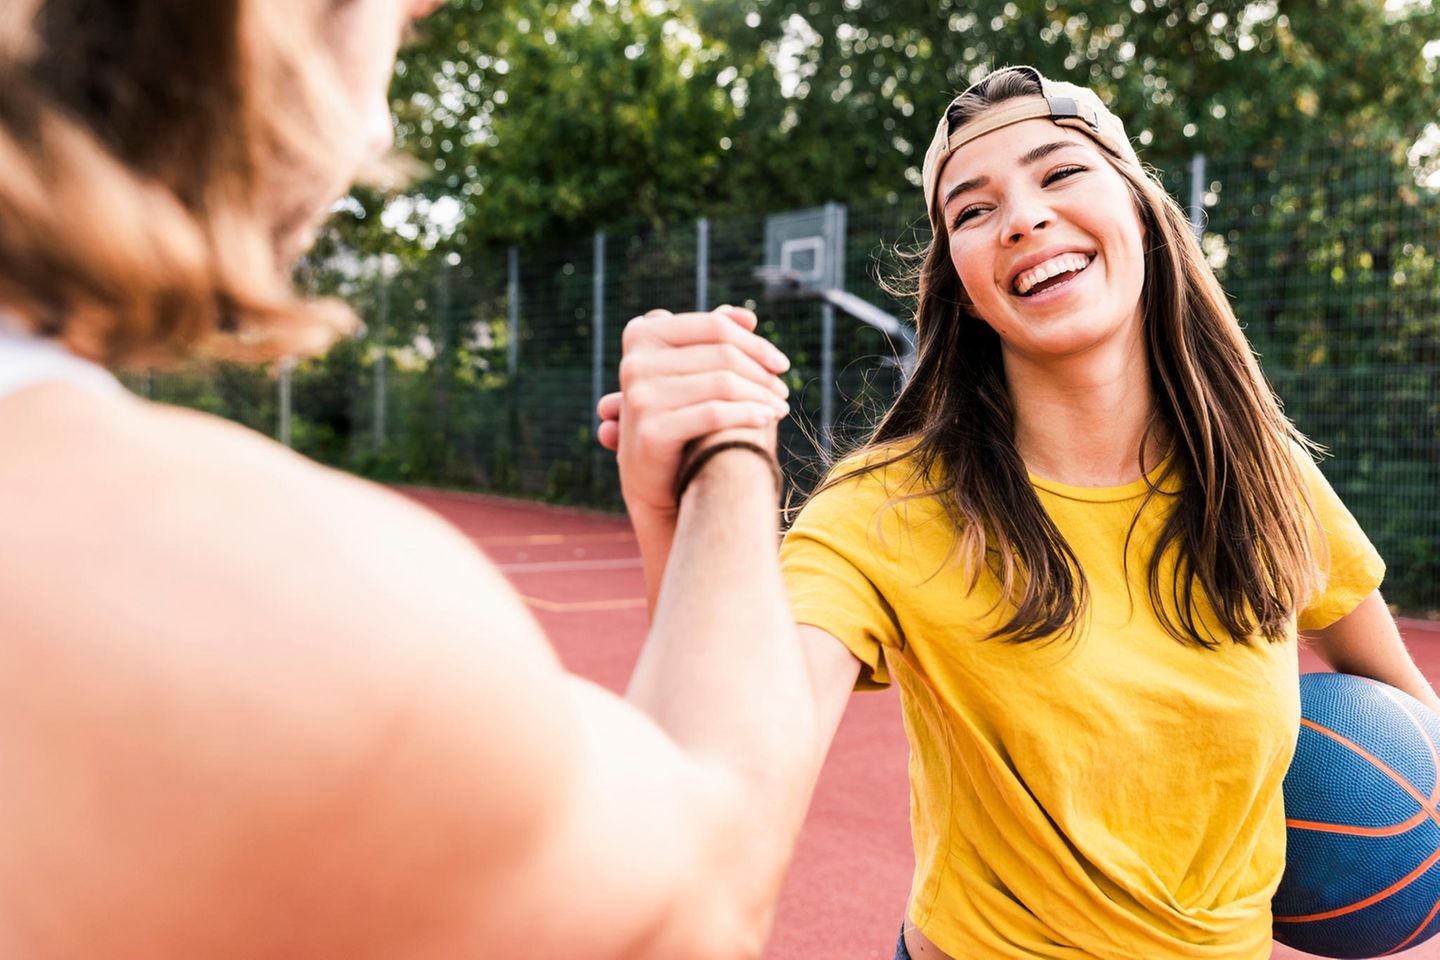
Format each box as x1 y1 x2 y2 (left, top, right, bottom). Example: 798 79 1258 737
596 306 792 527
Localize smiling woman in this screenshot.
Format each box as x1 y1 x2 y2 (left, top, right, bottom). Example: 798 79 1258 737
939 126 1147 369
780 64 1433 960
852 65 1326 650
603 63 1440 960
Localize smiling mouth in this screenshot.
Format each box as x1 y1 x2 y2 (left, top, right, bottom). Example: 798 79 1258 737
1013 253 1094 296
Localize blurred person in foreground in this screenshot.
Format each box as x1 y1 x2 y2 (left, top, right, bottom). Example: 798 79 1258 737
0 2 818 957
602 65 1440 959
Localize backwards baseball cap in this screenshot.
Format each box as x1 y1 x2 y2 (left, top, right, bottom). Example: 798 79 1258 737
921 65 1140 225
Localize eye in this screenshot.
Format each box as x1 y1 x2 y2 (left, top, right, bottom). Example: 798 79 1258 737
951 204 990 230
1042 164 1086 186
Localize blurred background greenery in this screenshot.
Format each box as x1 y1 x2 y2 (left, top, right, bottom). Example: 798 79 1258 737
127 0 1440 613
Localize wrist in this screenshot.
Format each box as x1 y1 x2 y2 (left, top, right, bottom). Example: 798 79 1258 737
675 440 783 503
627 506 678 542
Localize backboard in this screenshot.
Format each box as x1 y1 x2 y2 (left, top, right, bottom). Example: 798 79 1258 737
762 203 846 294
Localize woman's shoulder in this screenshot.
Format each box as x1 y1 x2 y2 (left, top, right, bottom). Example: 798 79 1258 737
825 439 934 492
789 439 950 540
800 440 938 511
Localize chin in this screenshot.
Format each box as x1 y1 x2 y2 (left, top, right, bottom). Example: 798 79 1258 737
271 204 330 267
280 221 323 263
268 167 357 265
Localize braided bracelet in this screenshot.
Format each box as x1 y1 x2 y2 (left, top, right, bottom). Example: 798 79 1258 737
672 440 784 503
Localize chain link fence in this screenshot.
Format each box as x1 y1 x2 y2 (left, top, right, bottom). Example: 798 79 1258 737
124 147 1440 613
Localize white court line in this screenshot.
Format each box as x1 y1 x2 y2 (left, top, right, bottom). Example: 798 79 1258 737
497 557 643 574
475 532 636 547
522 595 647 612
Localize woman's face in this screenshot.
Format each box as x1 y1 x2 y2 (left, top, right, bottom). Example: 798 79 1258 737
935 118 1147 369
273 0 443 258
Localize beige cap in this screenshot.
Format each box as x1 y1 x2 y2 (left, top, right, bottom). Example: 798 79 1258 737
922 65 1139 225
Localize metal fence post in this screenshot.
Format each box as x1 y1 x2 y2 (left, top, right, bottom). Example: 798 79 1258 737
1189 152 1207 240
507 246 520 376
506 246 521 492
592 231 606 427
434 255 453 470
372 263 389 450
696 217 709 312
277 357 294 447
819 302 834 457
591 232 607 502
819 201 847 457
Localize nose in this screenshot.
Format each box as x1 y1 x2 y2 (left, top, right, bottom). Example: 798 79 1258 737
1000 190 1055 246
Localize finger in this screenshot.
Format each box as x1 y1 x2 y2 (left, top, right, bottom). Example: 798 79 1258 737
714 304 758 332
627 312 790 373
628 371 791 418
597 391 622 420
597 419 620 451
648 401 785 445
621 344 788 398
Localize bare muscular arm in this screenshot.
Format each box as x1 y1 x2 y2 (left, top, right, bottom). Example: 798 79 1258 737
0 380 847 960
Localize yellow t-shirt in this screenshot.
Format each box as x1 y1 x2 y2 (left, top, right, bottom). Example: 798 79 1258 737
780 449 1384 959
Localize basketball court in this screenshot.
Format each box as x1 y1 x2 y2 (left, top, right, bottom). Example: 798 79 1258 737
404 486 1440 960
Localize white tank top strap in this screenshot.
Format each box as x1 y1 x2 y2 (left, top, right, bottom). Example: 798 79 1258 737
0 315 124 400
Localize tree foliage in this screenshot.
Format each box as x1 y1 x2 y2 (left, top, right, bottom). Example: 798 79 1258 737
373 0 1440 248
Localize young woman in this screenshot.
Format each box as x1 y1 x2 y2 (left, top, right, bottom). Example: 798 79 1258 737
602 65 1440 959
0 3 818 957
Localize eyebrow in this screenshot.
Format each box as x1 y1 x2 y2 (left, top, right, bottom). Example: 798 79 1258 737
941 140 1085 210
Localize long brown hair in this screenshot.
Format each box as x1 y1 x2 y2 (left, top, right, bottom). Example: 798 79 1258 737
0 0 363 367
820 68 1321 647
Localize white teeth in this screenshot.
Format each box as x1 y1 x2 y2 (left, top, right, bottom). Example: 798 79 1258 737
1014 254 1092 295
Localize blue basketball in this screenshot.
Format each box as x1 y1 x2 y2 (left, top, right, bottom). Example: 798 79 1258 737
1274 672 1440 958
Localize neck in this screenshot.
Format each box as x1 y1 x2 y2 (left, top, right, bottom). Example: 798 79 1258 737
1004 334 1166 488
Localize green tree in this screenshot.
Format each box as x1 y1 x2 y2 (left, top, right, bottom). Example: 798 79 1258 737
391 0 742 246
690 0 1440 209
377 0 1440 236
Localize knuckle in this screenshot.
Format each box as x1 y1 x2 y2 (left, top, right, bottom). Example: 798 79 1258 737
634 420 660 448
618 354 641 386
699 401 727 431
628 383 654 410
719 371 749 397
622 316 652 348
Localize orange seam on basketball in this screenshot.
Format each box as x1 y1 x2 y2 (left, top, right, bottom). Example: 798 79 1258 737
1379 890 1440 955
1286 809 1430 837
1368 679 1440 807
1274 845 1440 923
1299 718 1440 828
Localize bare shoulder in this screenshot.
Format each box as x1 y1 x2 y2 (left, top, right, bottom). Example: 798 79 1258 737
0 382 537 639
0 384 582 956
0 382 558 674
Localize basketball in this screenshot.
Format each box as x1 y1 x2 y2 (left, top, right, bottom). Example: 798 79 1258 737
1274 672 1440 958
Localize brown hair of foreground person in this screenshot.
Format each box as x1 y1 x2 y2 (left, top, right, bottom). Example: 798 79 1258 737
0 0 361 366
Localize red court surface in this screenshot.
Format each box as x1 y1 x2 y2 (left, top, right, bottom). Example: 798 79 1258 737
404 486 1440 960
